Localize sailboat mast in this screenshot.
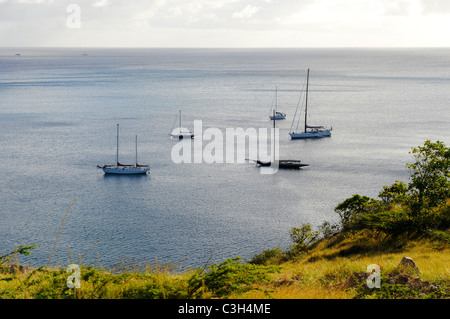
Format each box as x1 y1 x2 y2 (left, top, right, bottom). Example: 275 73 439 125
135 135 138 166
275 86 277 112
273 109 276 161
304 69 309 133
116 123 119 164
179 110 182 132
273 109 276 129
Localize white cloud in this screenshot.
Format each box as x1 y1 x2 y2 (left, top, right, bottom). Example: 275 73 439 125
1 0 450 47
92 0 109 8
382 0 423 16
15 0 54 3
279 0 384 28
232 4 260 19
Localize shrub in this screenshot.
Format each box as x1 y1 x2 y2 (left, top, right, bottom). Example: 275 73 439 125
188 257 279 298
334 194 380 232
289 223 320 250
334 141 449 238
0 244 38 263
249 247 284 265
318 221 341 239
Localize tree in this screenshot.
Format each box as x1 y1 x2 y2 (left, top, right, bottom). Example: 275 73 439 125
407 140 450 214
289 223 319 250
333 140 449 237
378 180 408 207
334 194 379 231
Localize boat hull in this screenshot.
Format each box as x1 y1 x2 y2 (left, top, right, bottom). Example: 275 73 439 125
171 134 194 139
256 160 308 169
279 162 309 169
289 130 331 139
269 115 286 120
102 167 149 175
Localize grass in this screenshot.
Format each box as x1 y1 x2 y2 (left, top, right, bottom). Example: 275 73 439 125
239 233 450 299
1 232 449 299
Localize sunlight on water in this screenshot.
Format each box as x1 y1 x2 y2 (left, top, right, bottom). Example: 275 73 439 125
0 48 449 269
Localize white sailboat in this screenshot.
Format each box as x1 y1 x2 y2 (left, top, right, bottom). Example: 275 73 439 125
98 124 149 175
170 110 194 139
268 86 286 120
289 69 332 139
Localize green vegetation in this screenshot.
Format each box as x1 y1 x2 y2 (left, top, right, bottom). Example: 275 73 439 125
333 140 449 238
1 140 449 299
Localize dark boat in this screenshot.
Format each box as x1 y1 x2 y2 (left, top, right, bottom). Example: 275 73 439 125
256 159 308 169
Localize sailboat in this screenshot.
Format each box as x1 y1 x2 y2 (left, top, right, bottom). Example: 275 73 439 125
170 110 194 139
289 69 332 139
268 86 286 120
253 110 308 170
97 124 149 175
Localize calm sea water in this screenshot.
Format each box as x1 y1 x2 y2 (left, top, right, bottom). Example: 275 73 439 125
0 48 449 270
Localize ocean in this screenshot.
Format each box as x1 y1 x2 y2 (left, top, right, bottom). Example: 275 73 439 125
0 47 449 270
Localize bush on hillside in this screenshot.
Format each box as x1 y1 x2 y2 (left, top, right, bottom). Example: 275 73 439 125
334 140 449 238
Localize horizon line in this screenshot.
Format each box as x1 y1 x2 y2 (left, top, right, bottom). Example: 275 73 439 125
1 46 450 49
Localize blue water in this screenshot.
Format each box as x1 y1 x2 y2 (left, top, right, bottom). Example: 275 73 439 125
0 48 449 270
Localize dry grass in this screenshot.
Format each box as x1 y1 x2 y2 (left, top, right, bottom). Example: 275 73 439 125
229 235 450 299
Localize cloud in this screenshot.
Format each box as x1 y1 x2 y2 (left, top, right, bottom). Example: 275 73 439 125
130 0 280 28
232 4 260 19
419 0 450 14
1 0 450 47
92 0 109 7
382 0 422 16
15 0 55 3
279 0 383 28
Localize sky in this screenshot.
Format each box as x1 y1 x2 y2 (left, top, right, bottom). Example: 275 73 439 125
1 0 450 47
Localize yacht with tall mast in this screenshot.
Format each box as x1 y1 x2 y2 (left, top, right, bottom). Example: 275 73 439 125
98 124 149 175
289 69 332 139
